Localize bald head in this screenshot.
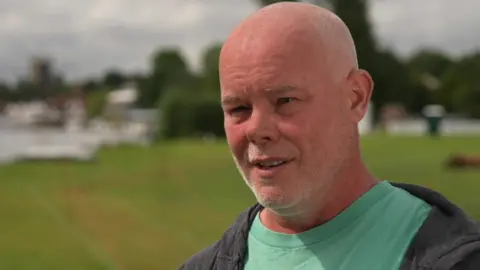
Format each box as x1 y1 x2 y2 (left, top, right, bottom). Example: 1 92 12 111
220 2 358 84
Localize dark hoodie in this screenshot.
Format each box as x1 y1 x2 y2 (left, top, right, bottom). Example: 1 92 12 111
179 183 480 270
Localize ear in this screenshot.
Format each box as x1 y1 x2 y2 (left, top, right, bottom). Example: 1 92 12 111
345 69 374 123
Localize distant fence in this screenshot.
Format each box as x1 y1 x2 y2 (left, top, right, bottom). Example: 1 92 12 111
385 118 480 136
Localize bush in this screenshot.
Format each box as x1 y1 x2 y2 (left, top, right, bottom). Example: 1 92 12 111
452 85 480 118
85 88 108 119
158 87 224 139
191 98 225 137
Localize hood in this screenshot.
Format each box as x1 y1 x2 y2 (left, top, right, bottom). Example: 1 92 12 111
393 183 480 270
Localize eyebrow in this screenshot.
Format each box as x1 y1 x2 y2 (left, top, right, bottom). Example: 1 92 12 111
221 85 298 106
221 96 243 107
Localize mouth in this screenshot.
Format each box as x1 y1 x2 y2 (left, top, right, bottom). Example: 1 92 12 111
251 158 291 170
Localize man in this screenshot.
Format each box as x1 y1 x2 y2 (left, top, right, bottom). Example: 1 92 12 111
180 2 480 269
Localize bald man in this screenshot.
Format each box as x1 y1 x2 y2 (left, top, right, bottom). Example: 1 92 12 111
180 3 480 270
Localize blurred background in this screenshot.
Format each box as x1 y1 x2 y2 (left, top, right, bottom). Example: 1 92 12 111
1 0 480 269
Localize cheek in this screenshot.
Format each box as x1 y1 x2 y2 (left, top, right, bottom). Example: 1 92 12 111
307 114 349 162
225 124 247 159
276 118 310 155
281 111 334 158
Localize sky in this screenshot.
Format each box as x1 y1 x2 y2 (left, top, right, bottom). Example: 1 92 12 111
0 0 479 83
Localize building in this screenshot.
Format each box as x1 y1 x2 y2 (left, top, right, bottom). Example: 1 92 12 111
30 57 53 87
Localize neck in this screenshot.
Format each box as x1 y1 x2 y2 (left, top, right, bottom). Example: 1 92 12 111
259 155 378 234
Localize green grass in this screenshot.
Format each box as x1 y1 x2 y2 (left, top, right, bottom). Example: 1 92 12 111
0 135 480 269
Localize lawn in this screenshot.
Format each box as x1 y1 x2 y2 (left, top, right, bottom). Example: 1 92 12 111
0 134 480 269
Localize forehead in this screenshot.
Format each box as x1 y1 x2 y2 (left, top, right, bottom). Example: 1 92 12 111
220 53 329 102
223 41 317 81
220 29 334 82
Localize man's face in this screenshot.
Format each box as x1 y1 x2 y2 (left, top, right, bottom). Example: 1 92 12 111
220 39 354 215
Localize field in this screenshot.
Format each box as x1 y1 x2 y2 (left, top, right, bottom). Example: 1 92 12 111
1 134 480 270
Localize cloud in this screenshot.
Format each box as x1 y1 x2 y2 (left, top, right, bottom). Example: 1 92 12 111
0 0 479 83
370 0 480 58
0 0 257 82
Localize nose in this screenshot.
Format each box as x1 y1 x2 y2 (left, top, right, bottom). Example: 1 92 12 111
245 108 279 145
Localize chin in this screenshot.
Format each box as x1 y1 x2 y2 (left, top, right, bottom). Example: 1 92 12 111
254 187 301 211
242 171 304 210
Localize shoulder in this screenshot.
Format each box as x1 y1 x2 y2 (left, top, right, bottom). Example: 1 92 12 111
402 207 480 269
391 182 480 269
179 241 221 270
452 249 480 270
179 203 264 270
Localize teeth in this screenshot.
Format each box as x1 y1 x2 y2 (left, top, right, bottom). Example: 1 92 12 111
258 160 285 167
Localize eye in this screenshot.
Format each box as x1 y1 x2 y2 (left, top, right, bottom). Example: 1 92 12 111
277 97 296 105
229 105 250 114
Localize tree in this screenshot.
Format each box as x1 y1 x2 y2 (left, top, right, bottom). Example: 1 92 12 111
151 48 193 89
452 84 480 118
136 76 157 108
12 80 40 101
440 53 480 118
0 82 12 111
407 49 454 79
158 85 225 139
406 49 454 107
372 50 428 114
157 84 197 138
200 43 223 98
81 79 101 93
155 45 225 139
103 69 127 90
0 82 11 100
85 87 109 119
137 48 196 108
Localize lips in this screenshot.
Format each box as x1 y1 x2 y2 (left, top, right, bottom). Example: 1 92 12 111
252 159 288 169
249 157 292 174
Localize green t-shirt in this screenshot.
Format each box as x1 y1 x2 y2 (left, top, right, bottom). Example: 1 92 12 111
244 181 432 270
